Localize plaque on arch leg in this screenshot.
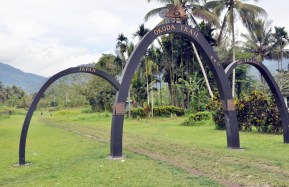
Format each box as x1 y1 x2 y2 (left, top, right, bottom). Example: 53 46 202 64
221 99 235 111
114 102 125 115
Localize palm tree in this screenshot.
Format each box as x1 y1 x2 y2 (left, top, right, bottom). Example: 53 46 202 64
145 0 219 101
145 0 219 26
133 24 150 40
116 33 128 70
157 35 176 105
205 0 267 97
241 19 274 62
272 26 289 71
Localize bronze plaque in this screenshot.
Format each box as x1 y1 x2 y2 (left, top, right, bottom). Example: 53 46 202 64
221 99 235 111
115 102 125 115
227 99 235 111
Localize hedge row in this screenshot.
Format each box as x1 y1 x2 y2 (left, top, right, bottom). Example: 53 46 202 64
128 106 185 118
182 111 212 126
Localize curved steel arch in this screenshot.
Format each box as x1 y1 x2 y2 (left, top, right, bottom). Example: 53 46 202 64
225 59 289 143
19 67 120 165
110 23 240 158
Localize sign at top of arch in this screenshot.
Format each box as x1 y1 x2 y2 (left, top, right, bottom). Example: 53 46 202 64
153 24 199 38
165 4 188 22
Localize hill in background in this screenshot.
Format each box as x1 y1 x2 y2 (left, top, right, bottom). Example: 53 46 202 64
0 62 47 93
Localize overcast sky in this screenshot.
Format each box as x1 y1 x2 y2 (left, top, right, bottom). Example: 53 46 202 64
0 0 288 77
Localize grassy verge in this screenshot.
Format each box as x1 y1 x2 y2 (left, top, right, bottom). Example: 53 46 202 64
0 111 222 187
40 108 289 186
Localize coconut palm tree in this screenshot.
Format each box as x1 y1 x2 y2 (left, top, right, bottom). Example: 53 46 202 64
205 0 267 97
145 0 218 100
241 19 274 62
145 0 219 26
272 26 289 71
131 24 152 106
116 33 128 70
133 24 150 40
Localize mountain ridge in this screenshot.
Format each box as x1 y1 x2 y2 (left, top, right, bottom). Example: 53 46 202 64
0 62 47 93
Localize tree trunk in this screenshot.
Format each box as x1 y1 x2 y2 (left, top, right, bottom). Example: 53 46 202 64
159 72 162 105
128 84 131 118
191 43 214 98
186 58 191 109
145 59 150 105
231 9 236 98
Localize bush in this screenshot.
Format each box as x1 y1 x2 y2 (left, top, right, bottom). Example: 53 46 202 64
182 111 212 126
128 106 185 119
206 94 225 130
153 106 185 117
129 108 146 119
207 91 282 133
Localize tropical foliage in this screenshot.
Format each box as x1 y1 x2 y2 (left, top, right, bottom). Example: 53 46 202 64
0 82 28 108
207 91 282 133
1 0 289 138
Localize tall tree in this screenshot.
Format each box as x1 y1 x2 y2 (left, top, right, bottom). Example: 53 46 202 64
272 26 289 71
241 19 275 62
205 0 267 97
131 24 151 106
145 0 219 26
116 33 128 70
133 24 150 40
241 18 279 86
145 0 219 102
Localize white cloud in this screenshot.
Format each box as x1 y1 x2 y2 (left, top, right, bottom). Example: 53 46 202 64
1 0 287 78
5 18 47 39
88 10 123 33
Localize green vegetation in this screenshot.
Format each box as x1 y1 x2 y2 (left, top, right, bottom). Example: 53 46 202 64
1 109 288 186
1 1 289 186
207 90 282 133
182 111 212 126
0 110 222 187
129 106 185 118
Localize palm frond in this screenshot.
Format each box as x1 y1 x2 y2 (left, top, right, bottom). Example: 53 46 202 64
144 6 170 21
191 7 220 26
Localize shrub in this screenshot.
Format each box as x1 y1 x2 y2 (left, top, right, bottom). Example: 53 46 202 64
207 91 282 133
182 111 212 126
206 94 225 130
129 108 146 119
128 106 185 119
153 106 185 117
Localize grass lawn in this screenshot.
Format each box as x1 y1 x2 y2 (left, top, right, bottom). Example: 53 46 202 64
1 108 289 186
0 111 221 187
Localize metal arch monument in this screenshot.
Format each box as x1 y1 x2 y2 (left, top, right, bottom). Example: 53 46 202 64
19 23 289 165
110 23 240 157
225 59 289 143
19 67 120 164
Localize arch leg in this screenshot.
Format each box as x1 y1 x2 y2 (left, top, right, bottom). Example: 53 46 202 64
110 114 124 157
224 110 240 148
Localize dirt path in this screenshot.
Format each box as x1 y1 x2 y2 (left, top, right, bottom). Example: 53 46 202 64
63 127 241 187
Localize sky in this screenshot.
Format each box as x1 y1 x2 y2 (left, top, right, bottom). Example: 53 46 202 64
0 0 288 77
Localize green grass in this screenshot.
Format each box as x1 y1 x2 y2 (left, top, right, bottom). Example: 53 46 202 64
2 108 289 186
43 108 289 186
0 110 222 187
